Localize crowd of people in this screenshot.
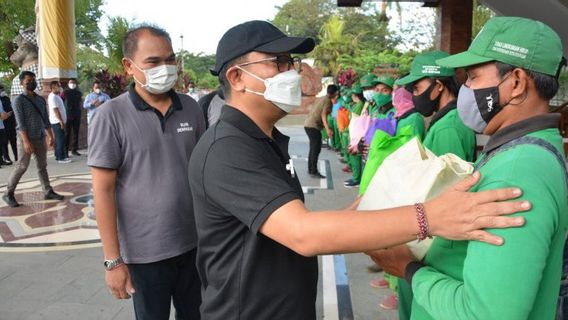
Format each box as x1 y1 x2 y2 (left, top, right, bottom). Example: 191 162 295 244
1 12 566 320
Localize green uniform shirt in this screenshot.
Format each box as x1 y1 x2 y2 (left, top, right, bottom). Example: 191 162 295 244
351 101 365 116
423 105 476 162
396 111 426 141
411 116 567 320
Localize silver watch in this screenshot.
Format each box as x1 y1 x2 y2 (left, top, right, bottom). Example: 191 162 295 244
103 256 124 270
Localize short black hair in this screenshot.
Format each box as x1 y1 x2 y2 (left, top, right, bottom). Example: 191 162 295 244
92 80 100 87
218 54 248 100
123 25 171 59
326 84 339 95
50 81 60 89
495 62 559 101
19 70 35 82
432 76 460 97
68 78 77 83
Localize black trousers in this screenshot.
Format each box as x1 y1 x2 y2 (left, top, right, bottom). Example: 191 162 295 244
128 249 202 320
4 127 17 161
304 126 322 174
66 117 81 153
0 129 7 161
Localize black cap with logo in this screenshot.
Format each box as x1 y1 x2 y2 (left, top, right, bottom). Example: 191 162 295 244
210 20 316 76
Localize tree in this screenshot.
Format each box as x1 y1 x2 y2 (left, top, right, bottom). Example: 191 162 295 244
0 0 106 71
472 0 494 39
105 16 131 73
271 0 336 43
311 16 356 77
75 0 105 50
339 7 393 53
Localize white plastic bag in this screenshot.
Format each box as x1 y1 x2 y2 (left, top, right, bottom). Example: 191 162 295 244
357 137 473 260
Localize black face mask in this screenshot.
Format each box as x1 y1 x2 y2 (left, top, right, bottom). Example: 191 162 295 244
412 80 441 117
25 81 37 92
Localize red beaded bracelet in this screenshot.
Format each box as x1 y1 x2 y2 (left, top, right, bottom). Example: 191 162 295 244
414 203 430 241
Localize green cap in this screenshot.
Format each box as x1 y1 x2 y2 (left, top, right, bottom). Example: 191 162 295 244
436 16 563 76
395 51 455 85
359 73 378 88
375 75 395 88
351 83 362 94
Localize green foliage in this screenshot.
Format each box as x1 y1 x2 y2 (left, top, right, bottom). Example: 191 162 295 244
76 46 111 92
181 51 218 89
472 0 494 40
105 16 131 73
311 16 355 77
0 0 36 72
75 0 105 50
272 0 336 43
0 0 106 72
337 49 417 76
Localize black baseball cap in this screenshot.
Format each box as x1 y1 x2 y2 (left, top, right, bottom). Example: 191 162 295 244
210 20 316 76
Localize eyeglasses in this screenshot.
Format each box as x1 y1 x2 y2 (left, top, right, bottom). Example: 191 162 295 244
238 55 302 73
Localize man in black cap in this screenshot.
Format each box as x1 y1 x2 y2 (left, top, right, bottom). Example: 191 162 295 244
188 20 529 319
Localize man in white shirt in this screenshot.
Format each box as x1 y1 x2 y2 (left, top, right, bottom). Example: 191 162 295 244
48 81 71 164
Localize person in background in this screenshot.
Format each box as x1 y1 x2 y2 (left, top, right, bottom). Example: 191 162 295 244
304 84 337 178
83 80 111 124
0 85 16 164
48 81 71 164
198 87 225 128
3 71 64 208
63 78 83 156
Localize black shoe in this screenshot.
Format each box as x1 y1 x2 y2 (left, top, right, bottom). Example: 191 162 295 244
309 172 326 179
2 193 20 207
44 189 64 201
0 160 11 166
2 158 12 165
72 151 81 156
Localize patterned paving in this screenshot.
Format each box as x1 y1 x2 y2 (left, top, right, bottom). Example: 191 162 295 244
0 174 99 252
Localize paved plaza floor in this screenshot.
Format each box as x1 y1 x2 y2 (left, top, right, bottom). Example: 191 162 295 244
0 123 398 320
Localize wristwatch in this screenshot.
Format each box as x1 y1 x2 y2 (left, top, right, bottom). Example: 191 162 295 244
103 256 124 271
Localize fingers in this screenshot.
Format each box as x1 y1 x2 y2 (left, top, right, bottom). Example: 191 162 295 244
466 230 505 246
453 172 481 192
471 187 524 204
126 276 136 296
474 200 531 218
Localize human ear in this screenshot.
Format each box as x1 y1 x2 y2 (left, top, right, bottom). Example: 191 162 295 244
509 68 528 103
226 67 245 92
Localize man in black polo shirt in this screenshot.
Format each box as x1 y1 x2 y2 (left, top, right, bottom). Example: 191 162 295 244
188 20 531 319
63 78 83 156
88 26 205 320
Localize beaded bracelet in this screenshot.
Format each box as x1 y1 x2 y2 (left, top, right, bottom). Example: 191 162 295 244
414 203 430 241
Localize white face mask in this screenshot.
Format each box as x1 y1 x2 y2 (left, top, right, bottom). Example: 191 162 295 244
68 83 76 89
94 88 101 94
237 66 302 113
131 61 178 94
363 89 374 102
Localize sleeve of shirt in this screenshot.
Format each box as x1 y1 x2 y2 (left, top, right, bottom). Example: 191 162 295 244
47 93 56 111
12 96 27 132
425 126 469 160
38 97 50 129
202 137 301 233
86 107 122 169
411 150 563 319
83 93 94 110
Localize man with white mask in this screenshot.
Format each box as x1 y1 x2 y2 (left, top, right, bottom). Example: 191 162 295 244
188 20 532 320
88 25 205 320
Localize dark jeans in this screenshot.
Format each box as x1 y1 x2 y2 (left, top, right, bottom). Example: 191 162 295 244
3 127 17 161
304 126 322 174
128 249 201 320
51 124 67 160
0 129 7 161
66 117 80 152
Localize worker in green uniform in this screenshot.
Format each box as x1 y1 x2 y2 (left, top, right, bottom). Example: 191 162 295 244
370 16 567 320
396 50 476 162
393 85 426 140
371 75 395 120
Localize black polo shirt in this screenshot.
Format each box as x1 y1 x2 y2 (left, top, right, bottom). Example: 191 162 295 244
189 105 318 319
